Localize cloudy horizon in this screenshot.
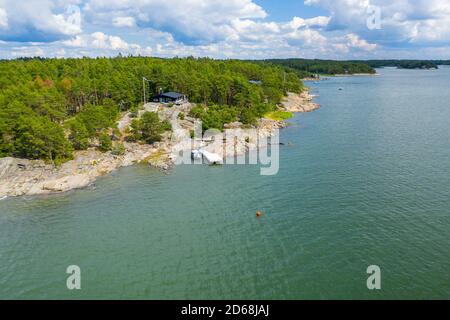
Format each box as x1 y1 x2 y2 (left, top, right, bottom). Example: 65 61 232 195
1 0 450 60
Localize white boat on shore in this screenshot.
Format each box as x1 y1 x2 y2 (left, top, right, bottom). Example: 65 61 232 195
191 149 202 160
201 150 223 165
191 149 223 165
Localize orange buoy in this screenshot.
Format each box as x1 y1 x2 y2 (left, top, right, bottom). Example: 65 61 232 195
256 211 262 218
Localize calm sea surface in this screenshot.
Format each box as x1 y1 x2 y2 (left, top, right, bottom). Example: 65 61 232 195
0 68 449 299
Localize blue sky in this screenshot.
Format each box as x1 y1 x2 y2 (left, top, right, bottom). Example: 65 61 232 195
254 0 328 21
1 0 450 59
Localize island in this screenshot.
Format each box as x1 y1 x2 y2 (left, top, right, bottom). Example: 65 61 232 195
0 57 318 198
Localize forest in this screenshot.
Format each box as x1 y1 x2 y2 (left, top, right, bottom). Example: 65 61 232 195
257 59 376 78
0 56 302 164
260 59 450 78
361 60 448 69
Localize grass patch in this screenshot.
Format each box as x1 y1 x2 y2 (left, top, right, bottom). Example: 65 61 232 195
143 149 168 163
264 111 293 121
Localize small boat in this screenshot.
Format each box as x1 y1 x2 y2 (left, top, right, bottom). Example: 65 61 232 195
191 149 202 160
201 150 223 165
191 149 223 165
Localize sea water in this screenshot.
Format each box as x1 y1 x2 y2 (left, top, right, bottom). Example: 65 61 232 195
0 68 449 299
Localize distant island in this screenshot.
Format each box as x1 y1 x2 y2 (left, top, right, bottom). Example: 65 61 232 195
251 59 450 79
253 59 377 78
362 60 448 70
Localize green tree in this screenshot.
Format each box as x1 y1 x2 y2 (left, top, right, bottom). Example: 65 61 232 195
111 142 126 155
0 56 305 162
66 119 90 150
130 112 171 144
13 115 73 164
99 133 112 151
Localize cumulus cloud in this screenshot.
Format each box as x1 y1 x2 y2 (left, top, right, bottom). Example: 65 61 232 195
15 47 45 57
286 28 328 47
306 0 450 46
0 8 7 29
92 32 127 49
0 0 82 42
64 32 130 50
1 0 450 59
113 16 136 28
288 16 331 29
345 33 377 51
60 31 152 56
83 0 267 44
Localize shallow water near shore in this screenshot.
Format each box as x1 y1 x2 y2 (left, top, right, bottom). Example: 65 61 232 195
1 68 449 299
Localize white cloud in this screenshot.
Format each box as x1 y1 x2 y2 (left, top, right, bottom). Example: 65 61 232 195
305 16 331 28
10 46 44 57
345 33 377 51
306 0 450 46
59 31 154 56
84 0 267 43
1 0 450 59
63 34 87 47
288 16 331 29
287 28 328 47
64 32 131 51
108 35 129 50
113 16 136 28
55 48 66 57
0 0 82 41
0 8 7 29
230 19 280 42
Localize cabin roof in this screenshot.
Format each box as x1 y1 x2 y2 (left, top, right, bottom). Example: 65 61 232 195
158 92 185 99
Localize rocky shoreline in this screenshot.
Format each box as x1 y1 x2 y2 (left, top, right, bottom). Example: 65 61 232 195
281 91 319 113
0 142 164 197
0 90 319 198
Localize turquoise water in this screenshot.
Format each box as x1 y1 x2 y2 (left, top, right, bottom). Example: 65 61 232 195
0 68 449 299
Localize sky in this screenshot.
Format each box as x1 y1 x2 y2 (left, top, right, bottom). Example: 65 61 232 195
1 0 450 60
